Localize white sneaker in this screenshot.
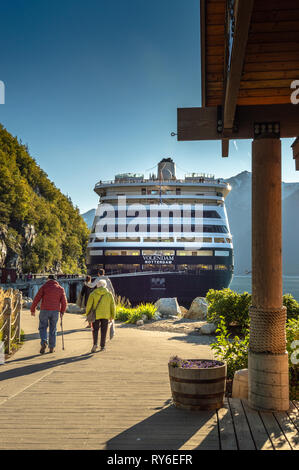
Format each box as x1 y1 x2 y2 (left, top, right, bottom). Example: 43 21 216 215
91 345 97 353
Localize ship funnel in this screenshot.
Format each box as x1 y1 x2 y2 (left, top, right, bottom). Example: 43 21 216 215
158 158 176 180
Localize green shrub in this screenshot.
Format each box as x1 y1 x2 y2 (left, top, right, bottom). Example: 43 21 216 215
206 288 299 329
283 294 299 321
135 303 157 320
115 302 157 324
115 307 132 322
210 316 249 379
286 318 299 400
206 288 251 330
211 316 299 399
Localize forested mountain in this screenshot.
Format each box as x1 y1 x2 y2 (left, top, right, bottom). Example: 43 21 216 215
0 124 89 274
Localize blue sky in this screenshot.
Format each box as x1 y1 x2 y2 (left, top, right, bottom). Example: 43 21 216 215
0 0 298 213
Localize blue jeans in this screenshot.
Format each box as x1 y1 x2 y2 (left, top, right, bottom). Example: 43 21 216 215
39 310 59 348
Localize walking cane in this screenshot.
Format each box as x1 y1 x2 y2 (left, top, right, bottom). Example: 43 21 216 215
60 314 65 350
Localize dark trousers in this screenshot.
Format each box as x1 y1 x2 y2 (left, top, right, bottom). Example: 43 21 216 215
92 319 109 347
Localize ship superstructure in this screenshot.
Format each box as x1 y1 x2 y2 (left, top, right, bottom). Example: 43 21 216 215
87 158 233 305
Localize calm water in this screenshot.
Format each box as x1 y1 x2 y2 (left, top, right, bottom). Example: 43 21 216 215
229 275 299 302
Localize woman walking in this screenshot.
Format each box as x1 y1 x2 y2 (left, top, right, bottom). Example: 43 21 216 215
85 279 115 353
79 275 93 327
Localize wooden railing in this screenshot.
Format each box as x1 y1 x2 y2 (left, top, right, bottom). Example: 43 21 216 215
0 289 22 354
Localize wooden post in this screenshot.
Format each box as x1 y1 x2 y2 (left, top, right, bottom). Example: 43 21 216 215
3 297 12 355
16 291 22 342
249 138 289 411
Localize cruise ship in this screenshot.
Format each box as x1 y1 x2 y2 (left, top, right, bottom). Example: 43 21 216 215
86 158 234 306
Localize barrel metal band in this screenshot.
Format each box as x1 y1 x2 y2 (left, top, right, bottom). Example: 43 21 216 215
172 391 225 400
169 376 226 385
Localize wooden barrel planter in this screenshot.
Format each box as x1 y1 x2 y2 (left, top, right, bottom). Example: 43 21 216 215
168 359 227 411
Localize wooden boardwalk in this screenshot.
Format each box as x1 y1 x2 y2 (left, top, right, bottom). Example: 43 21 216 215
0 310 298 450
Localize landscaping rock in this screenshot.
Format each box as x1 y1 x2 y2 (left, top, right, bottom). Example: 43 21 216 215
66 303 84 314
184 297 208 320
179 306 188 316
154 298 181 317
136 320 144 326
200 322 217 335
141 314 148 322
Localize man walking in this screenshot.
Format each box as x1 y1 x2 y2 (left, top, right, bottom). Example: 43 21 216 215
30 275 67 354
87 268 115 299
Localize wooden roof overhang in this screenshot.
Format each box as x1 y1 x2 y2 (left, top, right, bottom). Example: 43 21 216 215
179 0 299 164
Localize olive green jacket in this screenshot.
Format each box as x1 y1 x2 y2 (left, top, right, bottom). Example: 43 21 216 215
85 287 115 320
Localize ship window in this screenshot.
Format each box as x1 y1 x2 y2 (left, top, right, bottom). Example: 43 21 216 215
215 250 230 257
177 237 195 242
105 264 140 273
141 188 146 195
104 250 141 256
143 250 175 256
105 250 122 256
142 264 175 272
106 237 140 242
176 264 213 271
176 188 181 195
215 265 228 270
95 238 104 242
203 237 213 243
203 211 221 219
197 264 213 270
143 237 174 242
226 238 232 243
214 238 226 243
176 250 213 256
202 225 228 233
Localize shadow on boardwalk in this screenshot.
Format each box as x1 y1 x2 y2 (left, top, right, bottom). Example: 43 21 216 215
106 404 219 450
0 353 92 381
23 328 87 341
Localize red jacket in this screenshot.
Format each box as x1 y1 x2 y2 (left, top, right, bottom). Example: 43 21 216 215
31 280 67 314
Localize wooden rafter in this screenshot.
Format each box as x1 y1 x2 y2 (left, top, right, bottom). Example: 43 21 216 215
223 0 254 131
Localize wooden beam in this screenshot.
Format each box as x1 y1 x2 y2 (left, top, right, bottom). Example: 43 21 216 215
223 0 254 130
177 104 299 141
292 137 299 170
222 139 229 158
200 0 207 107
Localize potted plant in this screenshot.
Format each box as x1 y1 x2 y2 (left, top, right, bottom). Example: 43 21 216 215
168 356 227 410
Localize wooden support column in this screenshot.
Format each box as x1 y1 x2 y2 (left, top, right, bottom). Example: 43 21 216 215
248 138 289 412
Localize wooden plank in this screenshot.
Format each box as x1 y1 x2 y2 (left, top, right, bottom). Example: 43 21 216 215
206 1 225 16
274 411 299 450
179 410 220 450
250 20 299 33
245 51 299 64
244 61 299 73
217 398 238 450
237 96 291 106
223 0 254 130
177 104 299 141
246 42 299 54
252 9 299 22
201 0 207 108
242 400 274 450
241 70 299 82
239 79 296 90
287 401 299 431
260 412 292 450
248 31 299 44
228 398 255 450
253 0 299 11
